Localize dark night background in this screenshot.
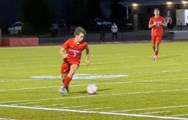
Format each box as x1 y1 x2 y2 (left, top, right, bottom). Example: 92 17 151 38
0 0 124 33
0 0 185 34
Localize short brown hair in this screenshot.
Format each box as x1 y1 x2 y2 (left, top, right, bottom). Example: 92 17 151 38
154 8 160 12
74 27 87 36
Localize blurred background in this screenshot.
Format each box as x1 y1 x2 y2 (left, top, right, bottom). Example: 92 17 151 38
0 0 188 42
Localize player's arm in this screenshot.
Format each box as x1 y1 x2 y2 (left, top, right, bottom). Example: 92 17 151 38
148 22 156 28
85 46 90 66
160 20 167 28
59 47 68 59
148 18 156 28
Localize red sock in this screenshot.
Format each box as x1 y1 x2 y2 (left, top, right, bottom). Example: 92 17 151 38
63 76 72 87
155 51 158 56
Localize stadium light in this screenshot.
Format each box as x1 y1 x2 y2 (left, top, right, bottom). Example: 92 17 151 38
166 1 173 6
182 0 188 5
166 1 173 9
132 3 138 7
132 3 139 11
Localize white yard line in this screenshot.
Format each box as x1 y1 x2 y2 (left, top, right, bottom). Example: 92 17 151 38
0 95 95 104
0 79 47 83
0 60 56 66
140 110 171 115
173 114 188 117
0 57 186 68
37 104 87 109
63 105 88 109
1 66 188 76
0 65 58 70
15 101 40 105
0 104 187 120
0 86 59 92
1 76 188 92
75 68 188 74
0 68 188 82
0 118 15 120
0 80 151 92
112 89 188 96
122 105 188 112
38 103 64 107
89 62 188 68
1 88 188 104
83 107 112 111
131 68 188 75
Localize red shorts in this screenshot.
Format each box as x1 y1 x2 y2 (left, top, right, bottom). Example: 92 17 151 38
151 35 162 44
61 59 79 74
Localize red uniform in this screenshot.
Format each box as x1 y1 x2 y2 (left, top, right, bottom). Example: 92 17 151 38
61 38 88 74
149 16 165 44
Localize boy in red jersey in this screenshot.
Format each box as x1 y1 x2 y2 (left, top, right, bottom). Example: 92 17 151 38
148 8 167 61
59 27 89 94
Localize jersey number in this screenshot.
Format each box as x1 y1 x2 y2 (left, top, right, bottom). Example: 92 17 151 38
73 52 77 57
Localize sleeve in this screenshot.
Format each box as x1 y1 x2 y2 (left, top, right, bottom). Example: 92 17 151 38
84 42 88 49
149 18 153 25
162 17 166 24
62 40 70 49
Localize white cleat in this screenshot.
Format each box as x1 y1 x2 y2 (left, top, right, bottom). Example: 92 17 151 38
59 86 67 94
153 55 158 61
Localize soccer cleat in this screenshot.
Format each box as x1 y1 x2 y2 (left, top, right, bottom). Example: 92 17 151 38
65 85 69 93
153 55 158 61
59 86 67 94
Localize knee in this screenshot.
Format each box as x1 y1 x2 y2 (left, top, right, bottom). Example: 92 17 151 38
68 69 77 76
69 71 75 75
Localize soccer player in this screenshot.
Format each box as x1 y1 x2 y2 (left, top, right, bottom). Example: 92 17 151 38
59 27 90 94
148 8 167 61
111 23 118 40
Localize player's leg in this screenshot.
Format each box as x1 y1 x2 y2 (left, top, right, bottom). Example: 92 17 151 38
152 43 155 51
151 35 157 60
61 73 70 93
153 42 159 61
155 42 160 55
59 61 70 94
115 33 118 39
154 36 162 60
63 64 79 88
151 35 156 52
61 73 67 83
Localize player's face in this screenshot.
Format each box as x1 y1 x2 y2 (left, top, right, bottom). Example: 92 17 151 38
75 33 85 42
154 9 160 16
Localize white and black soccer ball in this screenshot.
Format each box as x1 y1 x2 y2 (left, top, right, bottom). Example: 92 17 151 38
87 84 97 95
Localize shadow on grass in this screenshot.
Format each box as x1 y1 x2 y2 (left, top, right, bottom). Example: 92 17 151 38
72 88 113 94
159 54 180 60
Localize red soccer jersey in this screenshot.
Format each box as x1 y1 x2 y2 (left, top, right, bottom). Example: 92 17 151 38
62 38 88 64
149 16 166 36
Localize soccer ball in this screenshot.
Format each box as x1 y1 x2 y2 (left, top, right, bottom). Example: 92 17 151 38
87 84 97 95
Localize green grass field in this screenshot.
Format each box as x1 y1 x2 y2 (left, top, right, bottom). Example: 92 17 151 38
0 41 188 120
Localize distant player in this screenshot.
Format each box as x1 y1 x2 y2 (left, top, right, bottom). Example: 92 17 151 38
59 27 90 94
111 23 118 40
148 8 167 61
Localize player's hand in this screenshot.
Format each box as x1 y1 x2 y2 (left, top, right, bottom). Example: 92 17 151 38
153 22 157 26
85 59 90 66
158 22 162 25
63 54 68 59
160 22 166 27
